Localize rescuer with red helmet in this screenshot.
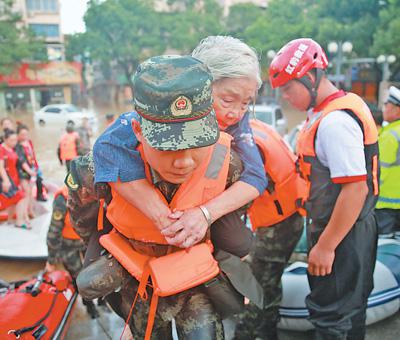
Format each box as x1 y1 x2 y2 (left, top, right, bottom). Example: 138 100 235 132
269 38 379 339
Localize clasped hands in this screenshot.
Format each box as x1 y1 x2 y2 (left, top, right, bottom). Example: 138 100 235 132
153 206 210 248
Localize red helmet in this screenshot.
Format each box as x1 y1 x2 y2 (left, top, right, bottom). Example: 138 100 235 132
269 38 328 89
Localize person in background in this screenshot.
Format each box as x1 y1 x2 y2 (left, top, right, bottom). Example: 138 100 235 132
77 117 93 155
45 185 99 319
0 117 14 143
57 122 81 172
269 38 379 340
375 86 400 237
0 129 28 229
15 124 39 218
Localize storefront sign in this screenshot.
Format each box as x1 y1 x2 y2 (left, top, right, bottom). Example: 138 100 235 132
0 62 82 87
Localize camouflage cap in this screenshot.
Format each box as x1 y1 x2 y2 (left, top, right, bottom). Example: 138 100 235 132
133 55 219 150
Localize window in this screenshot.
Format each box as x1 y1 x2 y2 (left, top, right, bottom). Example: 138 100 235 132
45 107 61 113
65 105 79 113
29 24 60 38
26 0 57 13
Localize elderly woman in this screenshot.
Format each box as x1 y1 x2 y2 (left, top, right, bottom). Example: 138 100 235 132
92 36 267 253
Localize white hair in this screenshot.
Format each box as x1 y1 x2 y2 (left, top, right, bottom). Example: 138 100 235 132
191 36 262 89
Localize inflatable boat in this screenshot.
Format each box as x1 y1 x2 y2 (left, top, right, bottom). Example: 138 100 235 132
0 182 59 260
0 270 77 339
278 238 400 330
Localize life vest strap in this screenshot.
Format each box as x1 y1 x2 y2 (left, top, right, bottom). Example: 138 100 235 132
97 199 105 231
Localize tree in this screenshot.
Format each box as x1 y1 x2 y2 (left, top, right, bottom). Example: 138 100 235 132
242 0 316 79
0 0 46 74
67 0 224 95
225 3 264 39
371 0 400 76
312 0 381 58
82 0 168 95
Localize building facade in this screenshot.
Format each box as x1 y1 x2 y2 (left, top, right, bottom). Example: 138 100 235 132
14 0 64 61
0 1 82 115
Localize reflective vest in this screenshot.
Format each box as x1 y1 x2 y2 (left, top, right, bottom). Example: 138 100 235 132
248 119 307 229
56 186 80 240
376 119 400 209
59 132 79 161
106 132 232 244
296 92 379 224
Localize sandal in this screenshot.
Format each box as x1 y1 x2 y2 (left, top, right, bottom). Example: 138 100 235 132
15 224 32 230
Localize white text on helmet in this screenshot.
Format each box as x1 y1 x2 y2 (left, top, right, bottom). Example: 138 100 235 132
285 43 309 75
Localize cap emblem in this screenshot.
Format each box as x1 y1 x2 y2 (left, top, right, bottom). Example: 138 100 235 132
171 95 192 116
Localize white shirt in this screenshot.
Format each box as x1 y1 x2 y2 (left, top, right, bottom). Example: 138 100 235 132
314 110 367 182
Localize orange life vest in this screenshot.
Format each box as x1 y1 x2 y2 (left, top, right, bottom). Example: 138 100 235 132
59 132 79 161
248 119 307 229
296 92 379 224
106 132 232 244
103 133 233 340
55 186 80 240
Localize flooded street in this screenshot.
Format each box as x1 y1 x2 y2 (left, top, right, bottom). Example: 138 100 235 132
0 103 131 281
1 104 399 340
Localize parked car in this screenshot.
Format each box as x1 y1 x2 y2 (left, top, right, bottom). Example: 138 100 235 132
34 104 97 127
251 104 288 136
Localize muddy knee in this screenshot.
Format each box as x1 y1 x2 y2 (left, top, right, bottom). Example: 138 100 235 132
76 254 128 300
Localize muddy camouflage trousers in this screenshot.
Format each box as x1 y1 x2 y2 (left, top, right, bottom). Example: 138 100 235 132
235 212 304 339
77 253 224 339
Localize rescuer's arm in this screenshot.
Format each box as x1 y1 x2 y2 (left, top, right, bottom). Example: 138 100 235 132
46 195 67 268
307 181 368 276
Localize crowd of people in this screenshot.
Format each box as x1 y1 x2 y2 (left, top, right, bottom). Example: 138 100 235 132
0 115 94 228
3 34 399 340
0 117 46 229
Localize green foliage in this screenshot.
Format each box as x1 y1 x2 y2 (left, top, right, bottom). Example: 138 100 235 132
66 0 223 92
242 0 316 59
225 3 264 39
313 0 381 57
0 0 46 74
81 0 169 93
372 0 400 56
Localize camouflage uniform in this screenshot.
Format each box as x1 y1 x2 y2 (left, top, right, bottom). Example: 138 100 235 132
235 212 304 339
68 149 248 338
68 56 260 339
46 193 86 278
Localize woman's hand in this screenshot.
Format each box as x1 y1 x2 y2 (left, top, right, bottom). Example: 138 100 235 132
162 207 209 248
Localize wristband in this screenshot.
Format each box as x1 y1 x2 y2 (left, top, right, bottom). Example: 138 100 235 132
199 205 212 227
